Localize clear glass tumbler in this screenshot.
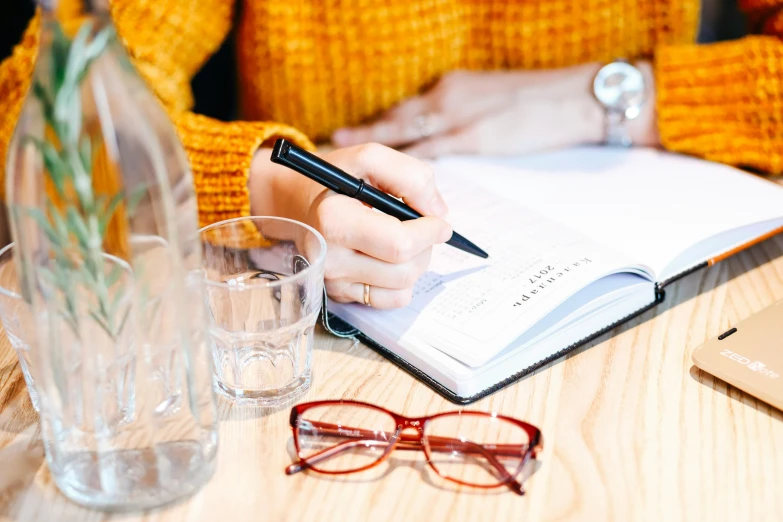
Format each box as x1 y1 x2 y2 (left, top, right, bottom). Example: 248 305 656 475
201 217 326 405
0 243 40 412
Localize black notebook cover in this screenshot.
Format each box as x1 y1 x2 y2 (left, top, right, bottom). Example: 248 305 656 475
320 284 668 405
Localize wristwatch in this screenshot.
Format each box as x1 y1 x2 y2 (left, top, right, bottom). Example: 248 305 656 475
592 60 647 147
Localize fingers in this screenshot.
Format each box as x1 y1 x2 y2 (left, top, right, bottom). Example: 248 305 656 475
351 283 414 310
354 214 450 264
332 96 446 148
328 282 415 310
384 95 432 121
318 194 451 263
326 143 449 217
324 246 432 309
402 129 480 159
327 247 432 290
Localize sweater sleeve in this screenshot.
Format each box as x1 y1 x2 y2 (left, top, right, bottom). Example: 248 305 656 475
0 0 314 230
0 15 39 204
172 113 313 228
655 1 783 174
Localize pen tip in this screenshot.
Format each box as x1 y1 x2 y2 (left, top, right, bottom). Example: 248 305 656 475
447 232 489 259
473 247 489 259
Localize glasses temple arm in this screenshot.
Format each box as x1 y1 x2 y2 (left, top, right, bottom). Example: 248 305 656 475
448 438 525 495
286 438 394 475
299 421 529 456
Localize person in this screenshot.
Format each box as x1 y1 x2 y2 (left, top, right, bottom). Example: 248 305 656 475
1 0 781 309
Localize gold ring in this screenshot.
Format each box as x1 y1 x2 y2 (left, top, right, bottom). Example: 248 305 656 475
363 284 372 307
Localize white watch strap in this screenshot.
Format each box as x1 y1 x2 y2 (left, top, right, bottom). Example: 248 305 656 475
605 109 631 147
605 106 641 147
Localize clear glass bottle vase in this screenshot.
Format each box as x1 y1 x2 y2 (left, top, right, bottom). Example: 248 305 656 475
5 0 219 511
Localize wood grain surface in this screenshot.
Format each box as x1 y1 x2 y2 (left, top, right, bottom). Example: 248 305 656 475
1 236 782 522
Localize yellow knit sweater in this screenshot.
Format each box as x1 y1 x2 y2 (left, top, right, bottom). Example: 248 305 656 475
1 0 782 228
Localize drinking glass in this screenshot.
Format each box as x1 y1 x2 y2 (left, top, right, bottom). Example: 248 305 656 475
0 243 40 412
286 400 543 495
201 217 327 405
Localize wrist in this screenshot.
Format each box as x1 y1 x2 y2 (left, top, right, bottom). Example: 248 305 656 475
249 149 322 221
627 60 659 147
573 62 605 146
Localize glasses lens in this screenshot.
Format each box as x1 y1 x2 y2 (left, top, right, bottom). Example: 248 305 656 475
423 413 530 486
296 404 398 473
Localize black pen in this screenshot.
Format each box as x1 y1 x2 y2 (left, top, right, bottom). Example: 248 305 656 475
270 139 488 259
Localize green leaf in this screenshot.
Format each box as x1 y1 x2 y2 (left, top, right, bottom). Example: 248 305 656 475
104 191 124 219
95 295 110 323
80 257 100 286
114 306 131 337
50 24 70 94
89 310 113 339
26 137 70 197
55 88 82 147
32 81 54 122
126 185 147 215
79 26 113 80
25 208 60 247
48 265 77 313
79 135 92 174
65 206 91 251
85 27 113 60
69 152 95 212
63 21 93 88
53 82 82 147
46 202 69 242
54 18 89 144
98 192 124 239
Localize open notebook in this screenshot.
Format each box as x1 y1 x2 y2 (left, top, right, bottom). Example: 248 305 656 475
325 147 783 404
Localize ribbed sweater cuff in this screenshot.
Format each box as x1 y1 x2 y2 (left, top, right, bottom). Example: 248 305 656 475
173 113 315 228
655 35 783 174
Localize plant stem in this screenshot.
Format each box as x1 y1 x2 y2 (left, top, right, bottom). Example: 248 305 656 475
26 20 125 341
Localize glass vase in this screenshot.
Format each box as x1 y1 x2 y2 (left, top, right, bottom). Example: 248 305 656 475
4 1 219 511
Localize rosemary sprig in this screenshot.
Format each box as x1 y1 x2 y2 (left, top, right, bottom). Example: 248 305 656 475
23 20 141 341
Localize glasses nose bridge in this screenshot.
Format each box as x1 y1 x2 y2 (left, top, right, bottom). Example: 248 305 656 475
397 418 425 436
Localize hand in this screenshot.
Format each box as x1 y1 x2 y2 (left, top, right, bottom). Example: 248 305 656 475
249 143 452 309
332 62 658 158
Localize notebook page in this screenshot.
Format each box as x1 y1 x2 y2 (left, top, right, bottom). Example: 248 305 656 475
330 175 652 367
438 148 783 281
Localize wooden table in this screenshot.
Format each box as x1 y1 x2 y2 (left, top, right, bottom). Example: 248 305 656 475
1 237 783 522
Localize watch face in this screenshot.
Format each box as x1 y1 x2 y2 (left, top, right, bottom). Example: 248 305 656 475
593 62 646 110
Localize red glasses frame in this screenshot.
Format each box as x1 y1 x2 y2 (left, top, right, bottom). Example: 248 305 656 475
285 400 543 495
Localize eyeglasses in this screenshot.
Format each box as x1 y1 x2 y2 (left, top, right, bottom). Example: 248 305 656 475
285 400 543 495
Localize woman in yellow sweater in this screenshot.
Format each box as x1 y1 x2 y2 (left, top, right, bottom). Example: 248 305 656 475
1 0 782 308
